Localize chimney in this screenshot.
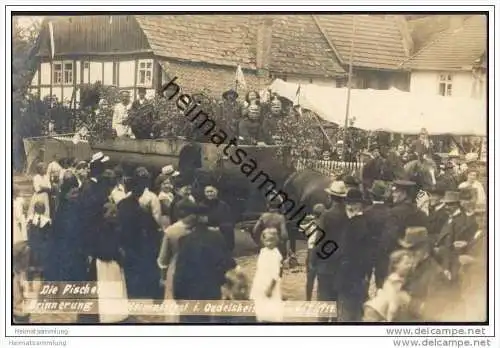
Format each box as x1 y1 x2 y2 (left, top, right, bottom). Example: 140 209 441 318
256 16 273 76
393 15 414 57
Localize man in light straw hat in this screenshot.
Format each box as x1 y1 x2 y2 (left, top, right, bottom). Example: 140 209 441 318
154 164 180 193
314 181 347 321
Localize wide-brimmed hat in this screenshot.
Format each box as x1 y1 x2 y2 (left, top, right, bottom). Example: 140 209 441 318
399 226 429 249
324 181 348 197
465 152 479 163
344 189 364 203
222 88 239 100
448 149 460 158
442 191 460 204
90 151 110 164
369 180 389 198
161 165 180 176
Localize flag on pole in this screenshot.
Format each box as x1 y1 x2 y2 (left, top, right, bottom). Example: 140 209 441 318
293 84 302 116
235 65 247 90
48 21 55 60
293 84 301 106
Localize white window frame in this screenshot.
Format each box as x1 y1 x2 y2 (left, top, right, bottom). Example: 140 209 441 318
53 61 73 85
137 59 153 87
53 62 63 84
438 73 453 96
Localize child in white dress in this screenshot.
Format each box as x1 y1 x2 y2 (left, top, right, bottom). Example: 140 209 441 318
250 227 284 322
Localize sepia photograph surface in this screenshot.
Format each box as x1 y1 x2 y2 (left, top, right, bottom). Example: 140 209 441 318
10 11 489 328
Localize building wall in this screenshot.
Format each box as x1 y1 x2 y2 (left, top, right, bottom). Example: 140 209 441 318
409 70 486 99
30 55 158 105
159 60 271 98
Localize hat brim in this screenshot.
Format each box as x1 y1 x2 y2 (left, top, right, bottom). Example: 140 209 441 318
398 239 416 249
324 188 347 197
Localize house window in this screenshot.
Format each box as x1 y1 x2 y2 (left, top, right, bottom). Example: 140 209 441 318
64 62 73 84
53 61 73 85
53 63 62 84
137 59 153 86
438 73 453 96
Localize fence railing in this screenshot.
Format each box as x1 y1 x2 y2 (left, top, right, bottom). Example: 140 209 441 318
295 158 365 177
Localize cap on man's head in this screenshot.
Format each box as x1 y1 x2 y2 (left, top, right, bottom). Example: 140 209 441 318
120 90 130 96
369 180 388 199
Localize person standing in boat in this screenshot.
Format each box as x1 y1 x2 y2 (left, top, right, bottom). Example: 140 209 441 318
112 90 133 138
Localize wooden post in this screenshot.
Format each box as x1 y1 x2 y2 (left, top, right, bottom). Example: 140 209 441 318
342 16 356 160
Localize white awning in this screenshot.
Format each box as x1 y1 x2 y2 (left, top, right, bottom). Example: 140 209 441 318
266 79 487 136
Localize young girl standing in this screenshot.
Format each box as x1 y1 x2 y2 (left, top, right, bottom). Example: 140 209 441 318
363 250 413 322
250 227 284 322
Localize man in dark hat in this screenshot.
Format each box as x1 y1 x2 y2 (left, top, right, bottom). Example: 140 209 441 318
173 202 236 323
398 226 448 321
343 175 361 192
427 182 448 243
377 180 428 288
238 103 269 145
435 190 478 278
437 160 459 191
336 189 373 322
219 88 242 137
364 180 392 288
361 143 384 193
132 87 148 109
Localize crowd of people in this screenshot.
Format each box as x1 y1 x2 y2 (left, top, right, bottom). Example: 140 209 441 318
13 114 487 324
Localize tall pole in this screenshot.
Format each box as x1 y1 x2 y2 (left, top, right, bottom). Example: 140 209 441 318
342 16 356 160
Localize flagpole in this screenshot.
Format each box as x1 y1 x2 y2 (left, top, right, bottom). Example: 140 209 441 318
342 16 356 160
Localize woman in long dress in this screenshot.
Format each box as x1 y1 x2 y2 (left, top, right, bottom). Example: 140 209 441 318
93 169 129 323
46 172 87 282
28 163 51 219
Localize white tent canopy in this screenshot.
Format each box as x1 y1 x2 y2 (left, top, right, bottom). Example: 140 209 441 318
267 79 487 136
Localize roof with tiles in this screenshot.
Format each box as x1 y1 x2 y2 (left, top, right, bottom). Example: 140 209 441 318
134 15 259 70
401 15 487 70
34 15 409 75
314 15 409 70
270 15 345 76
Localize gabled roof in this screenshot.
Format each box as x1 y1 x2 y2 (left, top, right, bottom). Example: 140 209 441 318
33 15 409 76
270 15 345 77
314 15 409 70
134 15 259 70
401 15 486 70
